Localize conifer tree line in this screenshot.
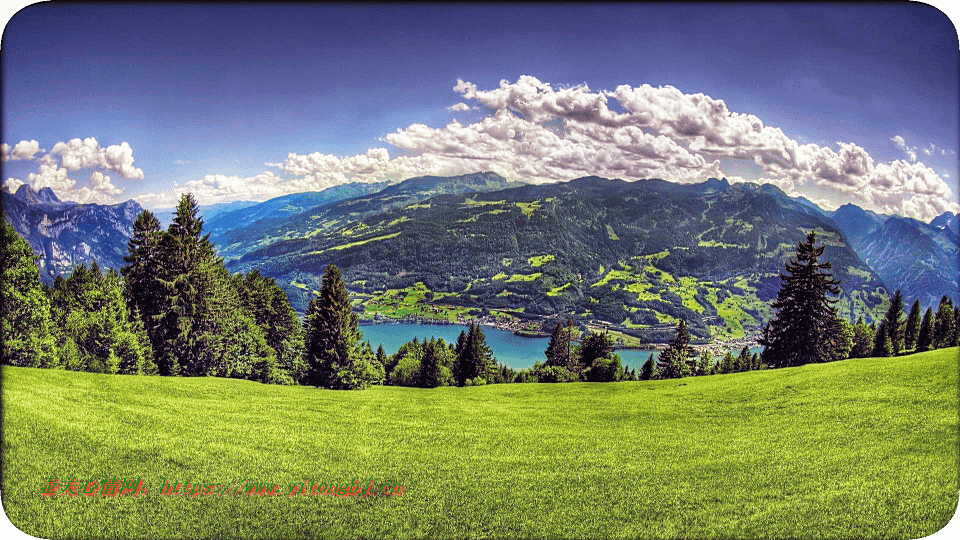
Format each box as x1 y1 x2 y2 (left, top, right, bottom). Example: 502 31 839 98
4 210 958 387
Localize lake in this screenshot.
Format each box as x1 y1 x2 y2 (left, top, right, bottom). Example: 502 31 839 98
359 322 660 371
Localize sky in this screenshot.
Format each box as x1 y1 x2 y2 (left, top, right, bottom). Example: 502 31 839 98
1 3 959 221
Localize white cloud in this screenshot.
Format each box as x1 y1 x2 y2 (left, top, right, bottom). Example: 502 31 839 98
50 137 145 179
4 177 25 193
1 140 42 162
138 76 956 221
891 135 918 162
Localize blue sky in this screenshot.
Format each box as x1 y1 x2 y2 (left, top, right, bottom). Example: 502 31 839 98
1 3 958 220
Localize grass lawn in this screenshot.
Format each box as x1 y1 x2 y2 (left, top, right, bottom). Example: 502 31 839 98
2 348 958 539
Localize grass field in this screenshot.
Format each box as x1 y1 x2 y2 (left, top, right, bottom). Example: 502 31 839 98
2 348 958 539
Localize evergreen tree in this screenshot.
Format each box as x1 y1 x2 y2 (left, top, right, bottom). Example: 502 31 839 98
695 350 714 376
50 263 156 374
916 308 935 353
954 307 960 347
453 322 496 386
640 357 654 380
759 231 841 368
121 210 169 372
418 338 440 388
871 319 892 358
719 350 736 374
904 299 922 351
823 317 853 362
735 345 751 372
1 219 57 367
233 270 304 383
579 331 614 371
544 319 575 368
849 317 875 358
303 264 379 389
932 296 955 349
881 290 905 355
656 320 692 379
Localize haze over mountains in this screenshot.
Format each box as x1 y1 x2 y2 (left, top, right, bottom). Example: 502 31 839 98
3 172 958 339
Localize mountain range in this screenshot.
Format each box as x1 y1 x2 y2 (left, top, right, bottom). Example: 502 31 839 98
3 172 957 340
2 184 143 283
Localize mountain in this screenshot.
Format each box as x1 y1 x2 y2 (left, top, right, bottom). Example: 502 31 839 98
827 203 887 251
226 175 889 341
152 200 260 229
930 211 959 237
204 181 390 241
855 216 959 308
2 185 143 283
214 171 524 260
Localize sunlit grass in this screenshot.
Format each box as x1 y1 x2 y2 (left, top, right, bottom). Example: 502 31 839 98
2 349 957 539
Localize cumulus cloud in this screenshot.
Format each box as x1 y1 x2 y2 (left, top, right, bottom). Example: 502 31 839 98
50 137 145 179
138 75 956 220
4 178 25 193
11 139 146 204
1 140 42 162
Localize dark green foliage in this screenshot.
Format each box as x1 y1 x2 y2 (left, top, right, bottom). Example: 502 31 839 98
904 300 922 351
849 317 876 358
915 308 935 353
657 320 692 379
50 263 156 375
303 264 380 389
1 219 57 367
233 270 304 384
881 290 905 355
932 296 955 349
121 210 167 370
578 331 614 371
453 323 496 386
584 353 624 382
718 351 736 374
419 339 440 388
695 350 714 376
759 231 842 368
872 320 892 358
640 357 655 380
824 317 853 362
544 318 575 370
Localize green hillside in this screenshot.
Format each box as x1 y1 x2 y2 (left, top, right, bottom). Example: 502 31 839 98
228 176 889 340
3 348 957 539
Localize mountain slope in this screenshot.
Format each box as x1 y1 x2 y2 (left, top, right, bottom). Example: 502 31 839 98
856 216 959 307
2 185 142 283
204 181 390 241
227 176 888 340
214 171 524 260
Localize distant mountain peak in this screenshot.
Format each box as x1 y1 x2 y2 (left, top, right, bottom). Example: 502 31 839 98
13 184 63 206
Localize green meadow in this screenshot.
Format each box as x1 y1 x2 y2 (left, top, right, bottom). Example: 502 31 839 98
2 348 958 539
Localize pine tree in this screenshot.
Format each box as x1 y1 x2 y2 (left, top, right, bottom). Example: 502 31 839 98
719 350 736 374
1 219 57 367
453 322 496 385
418 338 440 388
932 296 955 349
904 299 922 351
640 357 654 380
881 290 905 355
916 308 935 353
871 319 892 357
849 317 875 358
122 210 168 372
759 232 842 368
303 264 379 389
656 320 692 379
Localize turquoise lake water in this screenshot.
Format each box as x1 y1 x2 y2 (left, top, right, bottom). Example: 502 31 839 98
359 322 660 370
